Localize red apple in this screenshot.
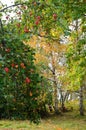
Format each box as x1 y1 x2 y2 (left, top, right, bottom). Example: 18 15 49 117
53 13 57 20
11 63 15 67
35 20 39 25
24 27 29 33
4 67 9 73
25 77 31 84
37 16 41 21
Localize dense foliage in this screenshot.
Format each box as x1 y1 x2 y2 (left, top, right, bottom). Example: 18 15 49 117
0 37 42 122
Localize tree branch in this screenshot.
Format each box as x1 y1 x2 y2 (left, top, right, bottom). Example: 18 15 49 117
0 3 26 12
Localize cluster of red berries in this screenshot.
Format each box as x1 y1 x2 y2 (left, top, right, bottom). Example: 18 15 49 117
4 63 31 84
35 16 41 25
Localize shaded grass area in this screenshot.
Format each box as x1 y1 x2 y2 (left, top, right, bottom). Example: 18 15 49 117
0 111 86 130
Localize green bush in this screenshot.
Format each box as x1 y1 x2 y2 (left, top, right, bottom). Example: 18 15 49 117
0 38 42 123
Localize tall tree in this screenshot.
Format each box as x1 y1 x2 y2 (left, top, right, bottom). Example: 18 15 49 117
27 35 67 113
66 19 86 115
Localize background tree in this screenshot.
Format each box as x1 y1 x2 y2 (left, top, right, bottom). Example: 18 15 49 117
66 18 86 115
27 34 68 113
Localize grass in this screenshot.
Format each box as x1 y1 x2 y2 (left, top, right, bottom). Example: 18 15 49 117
0 110 86 130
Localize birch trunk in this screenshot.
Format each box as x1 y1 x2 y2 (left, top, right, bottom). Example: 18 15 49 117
54 84 58 113
79 86 84 116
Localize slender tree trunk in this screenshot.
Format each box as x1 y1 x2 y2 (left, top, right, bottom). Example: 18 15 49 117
79 86 84 116
60 90 65 111
60 90 69 112
54 84 58 113
51 52 59 113
61 98 65 111
75 19 84 115
53 73 59 113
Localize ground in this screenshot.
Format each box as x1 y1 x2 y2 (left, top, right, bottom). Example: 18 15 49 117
0 111 86 130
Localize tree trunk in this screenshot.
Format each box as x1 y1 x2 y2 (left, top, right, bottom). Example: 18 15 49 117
54 84 58 113
53 72 59 114
79 86 84 116
51 52 59 114
60 90 65 111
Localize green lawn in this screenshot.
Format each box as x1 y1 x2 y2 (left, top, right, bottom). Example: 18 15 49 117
0 111 86 130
